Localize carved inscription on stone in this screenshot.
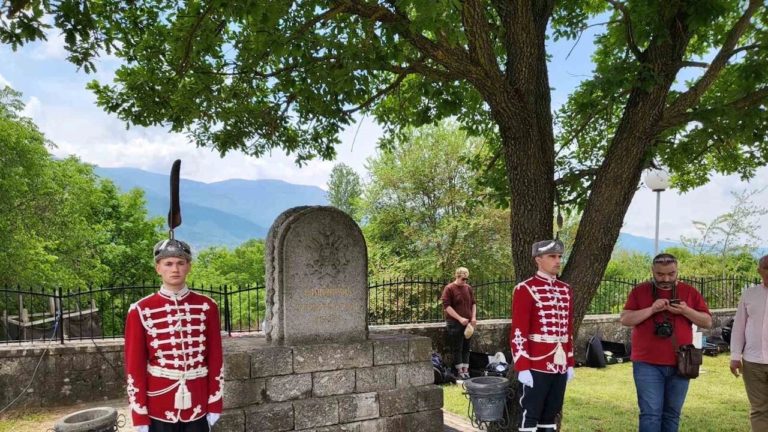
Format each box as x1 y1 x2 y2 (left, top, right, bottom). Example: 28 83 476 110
266 206 368 345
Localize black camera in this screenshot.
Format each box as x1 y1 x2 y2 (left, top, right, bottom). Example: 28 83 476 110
654 320 673 338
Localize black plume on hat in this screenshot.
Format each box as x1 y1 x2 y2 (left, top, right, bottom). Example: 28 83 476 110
153 160 191 262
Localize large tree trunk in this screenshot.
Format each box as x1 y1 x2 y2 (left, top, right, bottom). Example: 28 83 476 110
480 3 558 430
487 0 556 282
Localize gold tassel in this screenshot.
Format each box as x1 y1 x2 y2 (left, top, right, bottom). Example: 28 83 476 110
554 343 566 366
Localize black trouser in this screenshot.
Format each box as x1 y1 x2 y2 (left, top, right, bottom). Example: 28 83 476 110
150 417 209 432
517 371 567 431
445 319 471 373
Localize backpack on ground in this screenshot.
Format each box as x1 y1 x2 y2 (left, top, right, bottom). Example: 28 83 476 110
432 352 456 384
722 318 734 345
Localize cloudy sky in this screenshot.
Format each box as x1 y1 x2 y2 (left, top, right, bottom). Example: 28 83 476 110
2 23 767 246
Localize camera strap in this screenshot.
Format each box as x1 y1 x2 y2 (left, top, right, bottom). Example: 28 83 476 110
651 280 676 326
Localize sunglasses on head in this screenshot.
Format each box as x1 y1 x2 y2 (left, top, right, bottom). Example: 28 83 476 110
653 256 677 264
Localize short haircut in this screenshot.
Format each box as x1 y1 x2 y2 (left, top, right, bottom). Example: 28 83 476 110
652 253 677 265
455 267 469 278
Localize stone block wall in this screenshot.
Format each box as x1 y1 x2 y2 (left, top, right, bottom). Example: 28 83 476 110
218 333 443 432
0 340 125 409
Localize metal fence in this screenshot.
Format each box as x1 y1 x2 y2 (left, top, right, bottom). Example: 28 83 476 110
0 284 264 345
0 276 755 344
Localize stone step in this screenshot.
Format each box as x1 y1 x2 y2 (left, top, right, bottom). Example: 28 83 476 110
443 410 481 432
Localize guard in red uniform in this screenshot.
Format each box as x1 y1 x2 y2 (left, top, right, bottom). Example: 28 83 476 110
510 239 575 432
124 160 223 432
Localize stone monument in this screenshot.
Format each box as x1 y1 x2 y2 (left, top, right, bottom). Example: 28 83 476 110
265 206 368 344
219 206 443 431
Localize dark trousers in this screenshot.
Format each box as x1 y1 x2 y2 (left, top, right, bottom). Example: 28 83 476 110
517 371 567 431
446 320 471 372
150 417 209 432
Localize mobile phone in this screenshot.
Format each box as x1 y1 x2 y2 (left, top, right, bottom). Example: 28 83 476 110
669 299 681 305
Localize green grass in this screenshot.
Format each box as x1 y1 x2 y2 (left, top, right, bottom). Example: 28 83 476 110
443 355 750 431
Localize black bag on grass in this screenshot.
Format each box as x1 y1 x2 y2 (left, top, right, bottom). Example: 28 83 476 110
432 352 456 384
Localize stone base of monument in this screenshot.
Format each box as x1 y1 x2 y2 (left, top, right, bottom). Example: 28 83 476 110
219 334 443 432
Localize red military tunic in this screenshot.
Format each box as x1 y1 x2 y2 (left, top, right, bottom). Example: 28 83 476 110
510 271 575 374
124 286 223 426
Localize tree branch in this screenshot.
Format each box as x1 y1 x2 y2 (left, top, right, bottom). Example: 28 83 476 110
489 0 515 74
384 62 460 82
659 86 768 129
681 60 709 68
730 43 762 57
344 70 411 114
177 3 216 76
556 89 630 157
567 21 619 60
663 0 762 120
555 167 599 187
6 0 33 18
605 0 643 61
461 0 501 75
293 4 349 42
337 0 478 81
484 148 502 173
193 55 341 78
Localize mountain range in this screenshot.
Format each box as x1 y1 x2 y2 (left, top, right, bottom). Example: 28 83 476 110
94 166 328 249
94 166 682 255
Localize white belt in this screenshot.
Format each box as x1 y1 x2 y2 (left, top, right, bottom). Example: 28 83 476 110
147 365 208 380
528 334 568 343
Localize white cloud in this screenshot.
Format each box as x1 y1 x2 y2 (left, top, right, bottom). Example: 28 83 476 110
50 132 343 187
0 73 11 89
32 98 376 188
30 32 68 61
20 96 42 118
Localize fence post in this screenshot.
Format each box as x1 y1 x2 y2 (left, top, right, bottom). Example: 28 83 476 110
223 285 231 336
57 288 65 345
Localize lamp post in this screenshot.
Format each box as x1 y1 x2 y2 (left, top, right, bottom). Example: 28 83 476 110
645 169 670 256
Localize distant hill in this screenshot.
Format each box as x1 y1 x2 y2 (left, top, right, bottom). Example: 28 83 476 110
615 232 681 256
94 166 328 250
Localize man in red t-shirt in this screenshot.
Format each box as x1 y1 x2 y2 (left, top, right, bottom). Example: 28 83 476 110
441 267 476 380
620 253 711 432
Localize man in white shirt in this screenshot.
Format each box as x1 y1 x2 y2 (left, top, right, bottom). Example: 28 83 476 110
730 255 768 431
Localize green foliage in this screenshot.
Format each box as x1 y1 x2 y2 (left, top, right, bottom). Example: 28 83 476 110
363 121 512 280
0 0 110 73
326 163 363 221
187 239 267 330
0 87 163 289
188 239 266 287
604 250 652 280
